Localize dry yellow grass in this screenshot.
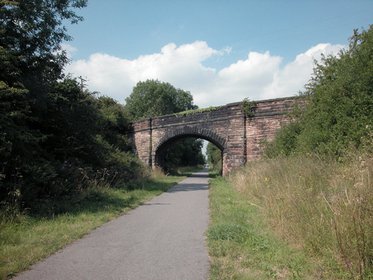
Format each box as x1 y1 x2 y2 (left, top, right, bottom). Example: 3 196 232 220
228 155 372 279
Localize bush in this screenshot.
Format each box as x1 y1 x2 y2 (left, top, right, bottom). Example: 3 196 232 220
267 26 373 158
0 78 146 213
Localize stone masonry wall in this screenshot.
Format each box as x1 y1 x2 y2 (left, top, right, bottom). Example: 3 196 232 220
246 97 300 160
132 119 152 165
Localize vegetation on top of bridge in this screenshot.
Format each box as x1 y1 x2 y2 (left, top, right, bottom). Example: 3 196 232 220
241 98 257 118
173 97 266 118
132 95 302 122
172 105 222 117
131 105 223 121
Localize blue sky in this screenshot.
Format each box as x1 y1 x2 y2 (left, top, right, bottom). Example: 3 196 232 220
65 0 373 107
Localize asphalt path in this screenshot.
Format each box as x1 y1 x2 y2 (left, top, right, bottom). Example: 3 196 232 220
14 171 210 280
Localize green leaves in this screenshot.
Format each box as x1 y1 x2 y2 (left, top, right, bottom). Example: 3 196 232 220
241 98 256 118
207 142 222 170
1 76 145 210
1 0 87 93
266 26 373 158
125 79 196 121
0 1 146 211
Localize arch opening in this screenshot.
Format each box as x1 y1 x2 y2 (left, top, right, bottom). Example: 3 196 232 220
154 133 224 175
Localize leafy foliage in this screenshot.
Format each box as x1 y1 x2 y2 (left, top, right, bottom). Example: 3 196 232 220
125 79 197 120
266 26 373 158
241 98 256 118
206 142 222 173
1 0 87 87
1 77 144 210
0 1 145 213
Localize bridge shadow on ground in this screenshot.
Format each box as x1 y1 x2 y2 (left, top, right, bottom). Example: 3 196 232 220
167 171 209 193
185 173 209 178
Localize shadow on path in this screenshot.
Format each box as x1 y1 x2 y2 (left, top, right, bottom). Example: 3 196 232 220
168 171 209 193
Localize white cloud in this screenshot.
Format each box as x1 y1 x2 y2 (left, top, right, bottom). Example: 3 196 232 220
65 41 344 107
263 43 344 99
61 43 77 59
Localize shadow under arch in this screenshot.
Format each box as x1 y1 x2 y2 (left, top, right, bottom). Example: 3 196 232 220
154 127 226 172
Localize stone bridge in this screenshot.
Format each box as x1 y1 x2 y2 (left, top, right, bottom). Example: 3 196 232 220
132 96 300 175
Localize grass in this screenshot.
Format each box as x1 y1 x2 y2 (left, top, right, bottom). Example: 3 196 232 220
208 168 221 178
0 172 184 279
208 177 314 280
224 155 372 279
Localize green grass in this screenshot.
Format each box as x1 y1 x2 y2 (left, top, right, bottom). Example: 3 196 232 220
218 155 372 280
0 174 183 279
208 177 315 280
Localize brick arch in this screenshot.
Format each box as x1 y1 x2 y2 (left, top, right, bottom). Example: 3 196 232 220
154 126 226 153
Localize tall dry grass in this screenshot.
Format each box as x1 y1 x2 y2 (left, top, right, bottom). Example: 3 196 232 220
230 155 372 279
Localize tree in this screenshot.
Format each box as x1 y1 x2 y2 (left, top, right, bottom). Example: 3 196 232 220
0 1 144 210
1 1 87 205
206 142 222 173
265 26 373 157
0 0 87 84
125 80 197 120
96 96 132 152
1 0 88 138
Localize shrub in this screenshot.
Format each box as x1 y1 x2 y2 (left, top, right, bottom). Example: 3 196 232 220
267 26 373 158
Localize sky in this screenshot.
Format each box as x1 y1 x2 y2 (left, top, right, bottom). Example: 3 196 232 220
64 0 373 108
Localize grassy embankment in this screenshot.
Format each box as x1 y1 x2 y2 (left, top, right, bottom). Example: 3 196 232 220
208 155 372 279
0 170 184 279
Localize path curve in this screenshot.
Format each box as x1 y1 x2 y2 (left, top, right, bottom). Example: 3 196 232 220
14 171 210 280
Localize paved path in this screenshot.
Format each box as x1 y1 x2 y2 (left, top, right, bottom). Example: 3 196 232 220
14 171 210 280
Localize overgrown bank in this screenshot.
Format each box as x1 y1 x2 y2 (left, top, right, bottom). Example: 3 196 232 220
208 176 313 279
209 155 372 279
